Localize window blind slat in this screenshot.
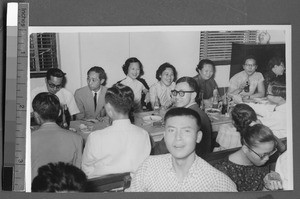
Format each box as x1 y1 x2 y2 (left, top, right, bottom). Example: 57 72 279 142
199 31 257 62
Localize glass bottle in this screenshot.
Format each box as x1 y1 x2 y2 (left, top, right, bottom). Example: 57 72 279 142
62 104 71 129
153 96 161 114
212 89 219 109
244 80 250 92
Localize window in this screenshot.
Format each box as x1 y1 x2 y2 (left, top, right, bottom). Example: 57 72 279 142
199 31 258 65
30 33 59 78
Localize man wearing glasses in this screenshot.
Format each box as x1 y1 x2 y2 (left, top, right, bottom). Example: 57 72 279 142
228 55 265 100
30 68 79 118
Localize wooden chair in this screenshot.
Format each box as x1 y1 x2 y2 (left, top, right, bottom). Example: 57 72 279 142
86 172 131 192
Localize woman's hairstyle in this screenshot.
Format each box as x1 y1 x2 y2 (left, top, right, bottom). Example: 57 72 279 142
32 92 61 121
268 81 286 100
156 62 178 81
267 57 285 70
31 162 87 192
105 83 134 114
196 59 216 73
87 66 107 85
122 57 144 77
241 123 277 148
164 107 202 131
176 76 200 104
231 104 258 135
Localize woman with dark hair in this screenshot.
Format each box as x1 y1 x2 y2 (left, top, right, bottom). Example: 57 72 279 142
119 57 149 108
214 103 258 151
214 123 282 191
149 62 178 109
264 57 285 89
193 59 219 107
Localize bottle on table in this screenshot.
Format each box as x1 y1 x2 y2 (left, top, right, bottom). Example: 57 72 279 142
221 93 228 115
62 104 71 129
212 89 219 109
244 79 250 93
153 96 161 115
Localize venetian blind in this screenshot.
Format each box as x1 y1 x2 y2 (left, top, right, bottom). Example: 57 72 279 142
199 31 258 64
30 33 58 77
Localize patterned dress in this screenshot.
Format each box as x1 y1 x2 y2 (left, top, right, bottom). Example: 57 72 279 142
214 156 269 191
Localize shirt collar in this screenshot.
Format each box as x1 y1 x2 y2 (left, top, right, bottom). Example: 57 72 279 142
112 119 131 125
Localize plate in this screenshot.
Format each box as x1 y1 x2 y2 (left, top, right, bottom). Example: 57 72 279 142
143 115 162 123
205 108 221 115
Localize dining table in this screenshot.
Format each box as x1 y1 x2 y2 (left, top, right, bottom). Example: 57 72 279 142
69 110 166 143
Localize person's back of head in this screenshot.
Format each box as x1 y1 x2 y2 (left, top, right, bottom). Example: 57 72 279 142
105 83 134 115
231 103 258 135
32 92 61 122
31 162 87 192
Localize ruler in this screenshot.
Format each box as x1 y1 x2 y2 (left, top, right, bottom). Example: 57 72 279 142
4 2 29 191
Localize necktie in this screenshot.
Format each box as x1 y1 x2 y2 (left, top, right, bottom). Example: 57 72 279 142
94 92 97 111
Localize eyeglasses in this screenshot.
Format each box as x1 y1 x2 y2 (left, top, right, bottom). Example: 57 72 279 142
244 142 277 160
47 81 62 89
171 90 194 97
244 64 257 67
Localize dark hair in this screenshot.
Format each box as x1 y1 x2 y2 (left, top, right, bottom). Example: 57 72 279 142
31 162 87 192
87 66 107 84
176 76 200 104
267 57 285 70
32 92 61 121
268 81 286 100
243 55 257 65
231 104 257 135
155 62 178 81
164 107 202 131
242 124 277 148
105 83 134 114
196 59 216 73
122 57 144 77
46 68 65 80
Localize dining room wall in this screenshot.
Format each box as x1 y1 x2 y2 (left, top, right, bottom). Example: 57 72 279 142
30 29 286 95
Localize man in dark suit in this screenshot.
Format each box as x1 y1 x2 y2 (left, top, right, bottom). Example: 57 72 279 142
74 66 108 121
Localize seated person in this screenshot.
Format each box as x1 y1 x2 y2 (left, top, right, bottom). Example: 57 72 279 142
149 62 178 109
31 68 79 118
119 57 150 109
193 59 219 107
137 77 152 110
228 55 265 100
81 83 151 179
127 107 237 192
32 162 87 192
74 66 108 121
247 81 286 139
214 123 281 191
214 103 258 151
31 92 83 179
153 76 212 157
264 56 286 89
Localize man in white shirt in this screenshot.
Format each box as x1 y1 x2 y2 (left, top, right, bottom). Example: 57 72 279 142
81 83 151 179
30 68 79 117
127 107 237 192
74 66 108 120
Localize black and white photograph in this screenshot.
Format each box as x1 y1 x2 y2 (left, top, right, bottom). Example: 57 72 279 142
27 25 292 193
